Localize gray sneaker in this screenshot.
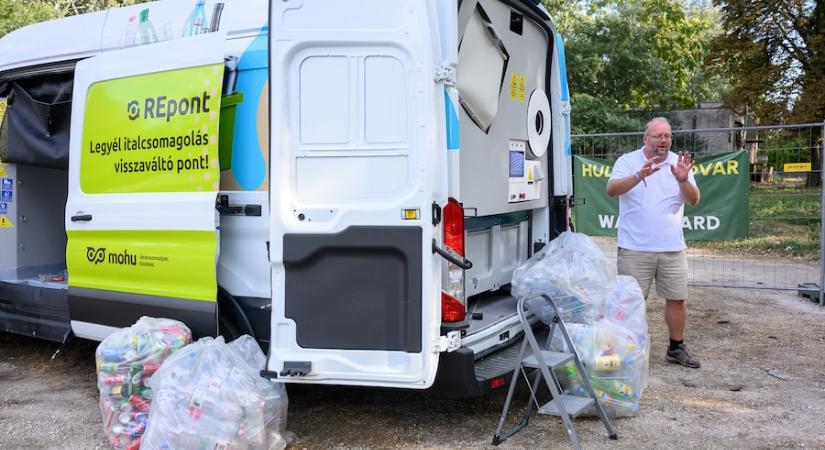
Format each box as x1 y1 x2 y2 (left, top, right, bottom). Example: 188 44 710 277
666 343 701 368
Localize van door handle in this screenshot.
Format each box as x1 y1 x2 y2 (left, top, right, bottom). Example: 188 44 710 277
432 239 473 270
71 213 92 222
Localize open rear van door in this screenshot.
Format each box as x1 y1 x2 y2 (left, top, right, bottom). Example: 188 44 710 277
266 0 445 388
66 34 226 340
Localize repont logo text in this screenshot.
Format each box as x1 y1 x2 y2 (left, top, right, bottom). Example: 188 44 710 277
127 91 212 122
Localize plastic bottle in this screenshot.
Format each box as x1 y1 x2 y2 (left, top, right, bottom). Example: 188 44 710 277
137 9 159 45
182 0 209 37
158 22 173 42
119 16 139 48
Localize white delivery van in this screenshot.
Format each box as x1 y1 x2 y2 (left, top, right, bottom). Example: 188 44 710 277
0 0 573 396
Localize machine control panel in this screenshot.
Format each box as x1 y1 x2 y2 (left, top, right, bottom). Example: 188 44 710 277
507 140 542 203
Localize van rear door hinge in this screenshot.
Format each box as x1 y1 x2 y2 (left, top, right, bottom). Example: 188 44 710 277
433 331 461 353
434 63 456 86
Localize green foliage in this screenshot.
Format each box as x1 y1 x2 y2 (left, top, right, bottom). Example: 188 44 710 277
761 132 816 172
708 0 825 123
692 182 821 259
0 0 58 37
542 0 728 133
58 0 147 16
567 93 647 134
0 0 147 38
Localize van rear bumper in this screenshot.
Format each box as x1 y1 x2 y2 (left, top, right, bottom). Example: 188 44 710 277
68 287 217 339
429 335 532 398
429 327 549 398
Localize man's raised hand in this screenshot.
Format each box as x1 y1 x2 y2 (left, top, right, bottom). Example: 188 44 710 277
638 158 661 180
671 151 694 182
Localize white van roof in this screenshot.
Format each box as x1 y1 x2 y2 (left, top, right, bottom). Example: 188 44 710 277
0 0 267 74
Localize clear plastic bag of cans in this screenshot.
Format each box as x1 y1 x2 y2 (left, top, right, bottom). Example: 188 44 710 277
511 233 651 417
512 232 616 324
550 319 649 417
96 316 192 450
600 275 649 353
140 335 291 450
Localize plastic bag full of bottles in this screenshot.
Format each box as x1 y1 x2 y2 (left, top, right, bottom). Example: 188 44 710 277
510 233 651 418
95 317 192 450
140 335 290 450
512 231 617 324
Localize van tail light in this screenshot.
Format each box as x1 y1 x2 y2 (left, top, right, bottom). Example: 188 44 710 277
441 292 465 322
441 198 466 322
490 376 506 389
443 198 464 255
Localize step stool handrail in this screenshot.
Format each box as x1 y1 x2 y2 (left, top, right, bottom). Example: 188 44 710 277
517 293 562 322
518 293 580 357
515 294 568 383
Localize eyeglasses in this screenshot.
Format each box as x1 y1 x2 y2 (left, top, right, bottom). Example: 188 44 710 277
647 134 672 141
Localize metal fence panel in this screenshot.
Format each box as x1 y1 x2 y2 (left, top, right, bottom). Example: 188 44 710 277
571 123 824 297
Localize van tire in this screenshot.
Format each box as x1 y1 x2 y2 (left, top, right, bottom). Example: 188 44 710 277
218 314 241 342
217 287 256 340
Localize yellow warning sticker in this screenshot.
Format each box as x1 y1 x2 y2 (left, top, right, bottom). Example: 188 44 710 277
0 216 14 228
783 162 811 173
510 73 518 100
0 164 6 177
509 72 527 102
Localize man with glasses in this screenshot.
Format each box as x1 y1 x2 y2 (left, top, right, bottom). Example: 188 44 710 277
606 117 701 368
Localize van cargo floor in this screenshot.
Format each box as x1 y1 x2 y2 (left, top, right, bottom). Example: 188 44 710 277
466 290 519 335
0 264 70 343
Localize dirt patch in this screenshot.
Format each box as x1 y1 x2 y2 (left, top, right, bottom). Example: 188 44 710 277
1 286 824 449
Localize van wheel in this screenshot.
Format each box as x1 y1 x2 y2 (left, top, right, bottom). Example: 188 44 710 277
218 314 241 342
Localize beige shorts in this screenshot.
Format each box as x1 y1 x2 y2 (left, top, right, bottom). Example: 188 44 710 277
617 248 688 300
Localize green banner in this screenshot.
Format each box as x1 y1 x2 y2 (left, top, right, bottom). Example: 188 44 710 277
67 230 217 302
574 150 749 240
81 64 223 193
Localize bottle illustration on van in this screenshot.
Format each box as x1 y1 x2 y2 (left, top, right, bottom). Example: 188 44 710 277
183 0 209 37
118 1 226 48
0 0 573 398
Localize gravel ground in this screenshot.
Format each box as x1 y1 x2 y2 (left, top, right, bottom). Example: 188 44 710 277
1 285 825 449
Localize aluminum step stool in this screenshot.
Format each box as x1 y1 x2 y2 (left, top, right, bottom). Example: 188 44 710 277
492 294 618 449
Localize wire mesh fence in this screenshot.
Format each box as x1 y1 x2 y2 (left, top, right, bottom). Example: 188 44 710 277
571 123 825 298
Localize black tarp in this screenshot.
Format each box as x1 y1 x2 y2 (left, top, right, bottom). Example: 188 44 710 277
0 74 73 170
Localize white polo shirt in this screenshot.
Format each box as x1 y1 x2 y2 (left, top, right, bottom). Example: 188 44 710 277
609 148 697 252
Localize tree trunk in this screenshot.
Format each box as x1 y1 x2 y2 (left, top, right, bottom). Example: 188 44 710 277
809 141 822 188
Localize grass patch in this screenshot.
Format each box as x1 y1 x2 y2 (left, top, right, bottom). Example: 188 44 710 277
691 181 821 260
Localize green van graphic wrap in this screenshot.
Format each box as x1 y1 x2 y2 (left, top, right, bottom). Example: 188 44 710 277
67 230 217 302
81 64 223 193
